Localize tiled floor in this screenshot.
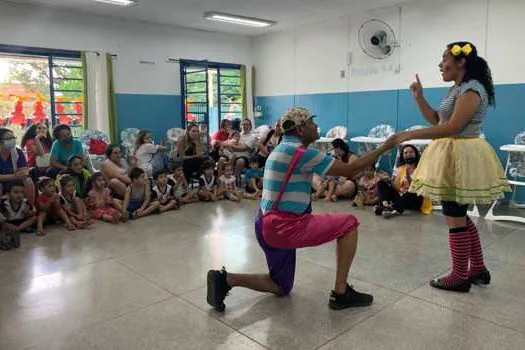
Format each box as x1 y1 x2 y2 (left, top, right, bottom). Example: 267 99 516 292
1 200 524 350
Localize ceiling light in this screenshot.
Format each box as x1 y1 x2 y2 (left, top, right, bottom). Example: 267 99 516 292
204 12 276 28
93 0 137 6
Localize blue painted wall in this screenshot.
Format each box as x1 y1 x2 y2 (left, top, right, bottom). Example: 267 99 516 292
115 93 182 142
256 83 525 161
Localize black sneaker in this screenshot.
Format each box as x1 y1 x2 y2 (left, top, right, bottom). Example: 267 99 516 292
207 267 231 312
329 284 374 310
8 232 20 248
373 205 383 216
0 237 13 251
383 208 401 219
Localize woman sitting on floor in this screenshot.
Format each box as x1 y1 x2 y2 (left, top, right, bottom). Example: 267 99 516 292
101 144 133 199
312 138 359 201
374 144 432 218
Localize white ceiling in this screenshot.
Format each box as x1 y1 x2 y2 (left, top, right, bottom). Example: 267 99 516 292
4 0 416 36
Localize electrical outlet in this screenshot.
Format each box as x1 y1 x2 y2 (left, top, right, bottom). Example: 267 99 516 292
340 70 346 78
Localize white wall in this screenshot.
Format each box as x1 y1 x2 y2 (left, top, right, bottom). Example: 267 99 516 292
253 0 525 96
0 1 252 99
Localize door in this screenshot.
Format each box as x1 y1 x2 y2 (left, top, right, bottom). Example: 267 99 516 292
180 62 209 145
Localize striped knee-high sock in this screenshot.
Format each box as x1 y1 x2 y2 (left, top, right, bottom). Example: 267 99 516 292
467 217 486 274
440 227 471 286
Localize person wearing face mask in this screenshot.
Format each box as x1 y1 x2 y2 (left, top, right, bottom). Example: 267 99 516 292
374 144 431 218
0 128 36 204
49 124 85 177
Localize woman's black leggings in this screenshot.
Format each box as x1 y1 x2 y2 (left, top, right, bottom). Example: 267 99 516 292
441 201 468 217
376 179 423 213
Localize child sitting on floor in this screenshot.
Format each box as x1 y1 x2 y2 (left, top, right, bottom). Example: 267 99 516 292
36 177 75 235
218 164 241 202
123 167 159 220
198 161 217 202
244 157 263 199
59 175 92 228
85 172 124 223
56 155 91 199
169 163 198 204
151 170 179 212
0 182 36 248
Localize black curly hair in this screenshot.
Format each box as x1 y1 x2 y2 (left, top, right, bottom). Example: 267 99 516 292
397 144 420 167
447 41 495 106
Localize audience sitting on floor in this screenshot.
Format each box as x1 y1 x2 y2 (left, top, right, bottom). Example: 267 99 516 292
0 119 438 252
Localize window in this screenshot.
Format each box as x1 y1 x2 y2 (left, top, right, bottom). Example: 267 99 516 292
0 45 84 140
218 68 242 122
180 60 244 138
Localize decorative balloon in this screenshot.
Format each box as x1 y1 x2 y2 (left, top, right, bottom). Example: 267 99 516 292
55 96 72 125
32 94 48 124
10 96 26 126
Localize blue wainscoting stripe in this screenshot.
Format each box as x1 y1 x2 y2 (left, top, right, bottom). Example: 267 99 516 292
255 83 525 160
115 93 182 142
256 83 525 201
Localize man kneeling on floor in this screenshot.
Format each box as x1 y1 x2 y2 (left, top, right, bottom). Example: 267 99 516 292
207 107 396 311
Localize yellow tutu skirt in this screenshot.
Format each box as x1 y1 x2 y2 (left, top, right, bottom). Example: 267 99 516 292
409 137 510 204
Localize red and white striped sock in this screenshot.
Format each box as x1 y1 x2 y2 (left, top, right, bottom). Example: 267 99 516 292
467 217 486 274
439 227 471 287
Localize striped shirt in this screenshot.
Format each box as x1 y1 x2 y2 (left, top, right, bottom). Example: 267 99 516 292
261 135 335 214
438 79 489 137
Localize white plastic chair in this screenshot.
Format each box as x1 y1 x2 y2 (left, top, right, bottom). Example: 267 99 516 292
120 128 140 162
326 126 347 140
365 124 395 169
253 125 271 140
166 128 184 157
79 130 110 172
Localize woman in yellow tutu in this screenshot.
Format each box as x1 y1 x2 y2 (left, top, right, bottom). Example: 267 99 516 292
390 41 510 292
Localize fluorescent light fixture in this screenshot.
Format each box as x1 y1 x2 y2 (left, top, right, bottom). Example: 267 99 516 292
93 0 137 6
204 12 276 28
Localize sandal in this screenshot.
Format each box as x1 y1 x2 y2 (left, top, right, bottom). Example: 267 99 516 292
36 230 46 236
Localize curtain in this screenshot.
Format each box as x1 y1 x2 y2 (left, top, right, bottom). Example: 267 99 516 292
81 52 89 129
240 65 248 119
106 53 118 142
83 51 117 142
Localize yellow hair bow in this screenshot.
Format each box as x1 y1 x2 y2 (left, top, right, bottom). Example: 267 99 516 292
450 43 473 56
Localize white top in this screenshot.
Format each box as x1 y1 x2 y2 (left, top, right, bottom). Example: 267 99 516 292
135 143 160 175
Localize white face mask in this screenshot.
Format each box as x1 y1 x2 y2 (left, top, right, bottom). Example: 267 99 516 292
3 139 16 149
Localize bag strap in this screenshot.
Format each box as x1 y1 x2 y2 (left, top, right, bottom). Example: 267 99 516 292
272 145 306 210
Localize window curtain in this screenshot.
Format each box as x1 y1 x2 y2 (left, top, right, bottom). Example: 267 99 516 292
106 53 118 143
240 65 248 118
83 51 118 142
81 52 89 129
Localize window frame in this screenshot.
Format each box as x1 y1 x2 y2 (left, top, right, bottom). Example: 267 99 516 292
0 44 83 131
